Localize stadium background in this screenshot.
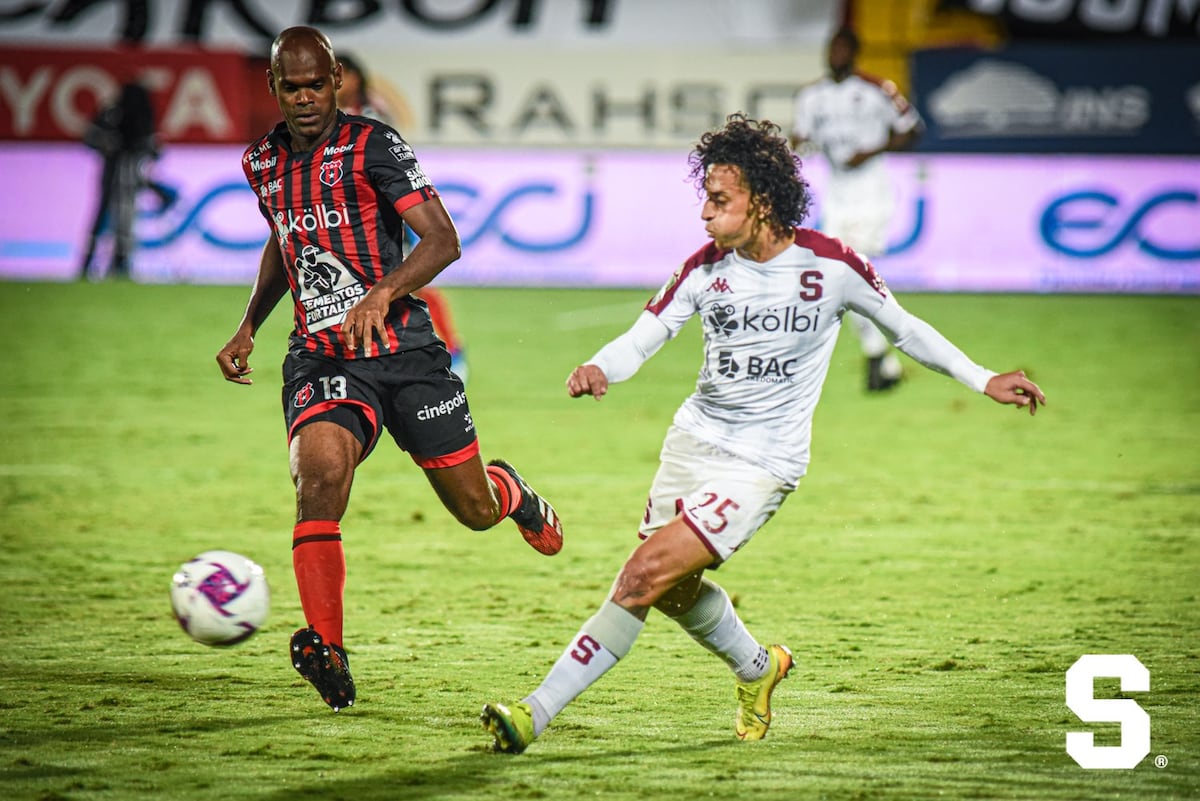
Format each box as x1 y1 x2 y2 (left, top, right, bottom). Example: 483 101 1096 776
1 4 1198 798
1 0 1197 291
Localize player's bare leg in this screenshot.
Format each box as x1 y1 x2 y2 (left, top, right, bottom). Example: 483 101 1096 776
288 421 359 712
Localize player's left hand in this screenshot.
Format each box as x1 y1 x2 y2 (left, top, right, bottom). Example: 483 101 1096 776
567 364 610 400
984 370 1046 416
342 289 391 352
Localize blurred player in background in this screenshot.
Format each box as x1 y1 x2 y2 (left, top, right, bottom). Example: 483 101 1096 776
481 113 1044 753
79 79 175 280
336 52 468 380
791 27 923 391
216 26 562 714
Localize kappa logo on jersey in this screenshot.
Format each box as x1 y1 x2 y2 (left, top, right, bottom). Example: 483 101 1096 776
319 160 344 187
293 381 314 408
717 350 740 378
706 303 738 337
707 277 733 293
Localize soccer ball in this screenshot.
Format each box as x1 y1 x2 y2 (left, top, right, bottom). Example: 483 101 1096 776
170 550 270 646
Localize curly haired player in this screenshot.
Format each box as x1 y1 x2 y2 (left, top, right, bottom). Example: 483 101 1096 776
481 113 1043 752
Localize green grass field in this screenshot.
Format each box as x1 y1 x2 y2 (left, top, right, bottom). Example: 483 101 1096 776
1 281 1197 801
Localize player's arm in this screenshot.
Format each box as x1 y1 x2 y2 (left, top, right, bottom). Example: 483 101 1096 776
861 294 1045 415
342 196 461 351
567 311 671 401
216 237 289 385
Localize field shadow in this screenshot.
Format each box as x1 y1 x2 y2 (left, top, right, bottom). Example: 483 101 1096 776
253 738 736 801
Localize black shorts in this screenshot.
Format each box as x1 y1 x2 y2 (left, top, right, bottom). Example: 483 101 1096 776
281 344 478 468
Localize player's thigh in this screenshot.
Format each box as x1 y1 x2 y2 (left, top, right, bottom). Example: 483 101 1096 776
282 350 385 460
641 427 791 565
375 344 480 466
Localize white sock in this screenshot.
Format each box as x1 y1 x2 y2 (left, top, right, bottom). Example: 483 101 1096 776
672 578 768 682
524 600 644 736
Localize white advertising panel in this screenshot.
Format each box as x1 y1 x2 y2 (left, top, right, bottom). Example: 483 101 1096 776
1 144 1196 293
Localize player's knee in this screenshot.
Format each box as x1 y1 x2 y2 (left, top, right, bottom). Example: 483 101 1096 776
448 493 500 531
612 560 667 607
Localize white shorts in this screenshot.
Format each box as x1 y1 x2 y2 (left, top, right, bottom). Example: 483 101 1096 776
639 426 793 564
821 167 895 258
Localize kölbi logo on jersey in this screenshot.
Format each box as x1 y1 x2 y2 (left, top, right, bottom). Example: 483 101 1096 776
273 203 350 244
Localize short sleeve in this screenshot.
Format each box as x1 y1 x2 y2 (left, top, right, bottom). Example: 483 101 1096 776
363 124 439 214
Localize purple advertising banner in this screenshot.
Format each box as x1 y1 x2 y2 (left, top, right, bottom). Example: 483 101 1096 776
1 144 1197 293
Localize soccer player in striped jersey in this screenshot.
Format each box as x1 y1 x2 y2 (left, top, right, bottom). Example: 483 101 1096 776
792 26 924 392
215 26 562 713
481 113 1043 753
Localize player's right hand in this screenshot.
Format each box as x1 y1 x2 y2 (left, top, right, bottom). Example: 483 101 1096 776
566 364 608 400
216 331 255 385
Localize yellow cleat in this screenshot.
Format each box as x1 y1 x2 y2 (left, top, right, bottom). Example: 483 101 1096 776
734 644 793 740
481 701 536 754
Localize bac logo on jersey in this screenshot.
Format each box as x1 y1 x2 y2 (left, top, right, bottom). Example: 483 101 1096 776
293 382 314 408
319 160 344 188
707 277 733 293
717 350 740 378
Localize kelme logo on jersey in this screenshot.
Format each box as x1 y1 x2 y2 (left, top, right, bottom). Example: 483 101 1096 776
273 203 351 245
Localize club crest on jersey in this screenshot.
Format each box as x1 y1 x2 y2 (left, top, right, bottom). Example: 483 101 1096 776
319 160 344 187
293 382 314 408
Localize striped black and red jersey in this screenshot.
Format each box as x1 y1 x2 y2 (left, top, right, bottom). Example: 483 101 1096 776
241 111 442 359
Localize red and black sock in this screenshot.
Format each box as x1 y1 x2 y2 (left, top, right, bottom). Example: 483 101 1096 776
292 520 345 648
485 464 521 522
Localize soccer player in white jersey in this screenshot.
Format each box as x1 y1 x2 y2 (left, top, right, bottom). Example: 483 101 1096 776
481 114 1044 754
792 26 923 391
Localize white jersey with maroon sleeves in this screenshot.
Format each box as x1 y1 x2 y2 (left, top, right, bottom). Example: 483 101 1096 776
588 229 993 487
792 73 923 255
792 72 921 176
